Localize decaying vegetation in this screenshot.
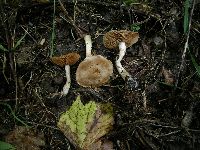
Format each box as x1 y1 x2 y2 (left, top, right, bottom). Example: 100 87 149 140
0 0 200 149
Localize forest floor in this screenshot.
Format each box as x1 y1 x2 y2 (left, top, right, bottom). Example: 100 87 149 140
0 0 200 149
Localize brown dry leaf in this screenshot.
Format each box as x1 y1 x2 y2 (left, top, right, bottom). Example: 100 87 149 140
5 126 45 150
83 103 114 149
162 67 174 85
87 139 114 150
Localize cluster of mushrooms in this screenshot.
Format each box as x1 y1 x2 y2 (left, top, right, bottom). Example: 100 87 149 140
51 30 139 96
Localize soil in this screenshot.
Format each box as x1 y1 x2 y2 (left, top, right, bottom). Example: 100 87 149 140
0 0 200 149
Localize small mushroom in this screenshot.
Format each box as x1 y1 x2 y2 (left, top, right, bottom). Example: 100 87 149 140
51 52 80 95
76 35 113 87
103 30 139 89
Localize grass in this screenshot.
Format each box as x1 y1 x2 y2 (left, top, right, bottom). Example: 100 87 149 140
183 0 190 34
0 33 26 52
50 0 56 57
0 32 27 84
190 51 200 77
183 0 200 78
0 103 29 127
0 44 9 52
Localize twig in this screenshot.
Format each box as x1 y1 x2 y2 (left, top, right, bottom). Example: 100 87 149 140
175 0 196 87
21 26 37 43
0 98 26 102
142 84 147 109
34 89 56 118
58 0 85 38
73 0 78 24
23 71 33 89
26 121 59 130
157 130 181 138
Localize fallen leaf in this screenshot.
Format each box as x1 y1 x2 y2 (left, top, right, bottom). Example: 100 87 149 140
162 67 174 85
5 126 45 150
57 95 114 149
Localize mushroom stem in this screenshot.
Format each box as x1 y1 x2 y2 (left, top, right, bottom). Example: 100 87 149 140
115 42 131 80
84 35 92 57
116 61 130 80
117 42 126 62
62 65 71 95
116 42 139 90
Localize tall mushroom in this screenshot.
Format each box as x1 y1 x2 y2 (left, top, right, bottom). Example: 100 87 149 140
51 52 80 96
103 30 139 89
76 35 113 87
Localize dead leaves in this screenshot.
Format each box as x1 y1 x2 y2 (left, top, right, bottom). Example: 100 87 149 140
162 67 174 85
5 126 45 150
57 96 114 150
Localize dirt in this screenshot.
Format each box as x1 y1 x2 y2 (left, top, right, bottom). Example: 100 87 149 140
0 0 200 149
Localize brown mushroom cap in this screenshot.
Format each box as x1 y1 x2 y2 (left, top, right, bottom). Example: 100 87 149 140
103 30 139 49
50 52 80 67
76 55 113 87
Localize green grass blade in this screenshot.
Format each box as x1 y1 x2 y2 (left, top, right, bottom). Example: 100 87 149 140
12 33 27 51
0 103 29 127
0 44 8 52
190 52 200 77
50 0 56 57
183 0 190 33
0 141 16 150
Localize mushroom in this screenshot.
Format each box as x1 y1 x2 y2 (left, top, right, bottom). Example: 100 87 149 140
51 52 80 95
76 35 113 87
103 30 139 89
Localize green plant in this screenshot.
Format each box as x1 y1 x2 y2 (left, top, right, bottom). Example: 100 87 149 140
0 33 26 52
0 44 9 52
190 52 200 77
0 103 29 127
131 24 140 32
0 141 16 150
183 0 190 34
183 0 199 77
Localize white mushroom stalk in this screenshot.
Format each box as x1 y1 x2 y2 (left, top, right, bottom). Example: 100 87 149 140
50 52 80 96
103 30 139 90
84 35 92 57
115 42 131 80
116 42 138 89
62 65 71 96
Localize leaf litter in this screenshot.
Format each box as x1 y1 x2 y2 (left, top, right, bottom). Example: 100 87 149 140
0 0 200 149
58 95 114 149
